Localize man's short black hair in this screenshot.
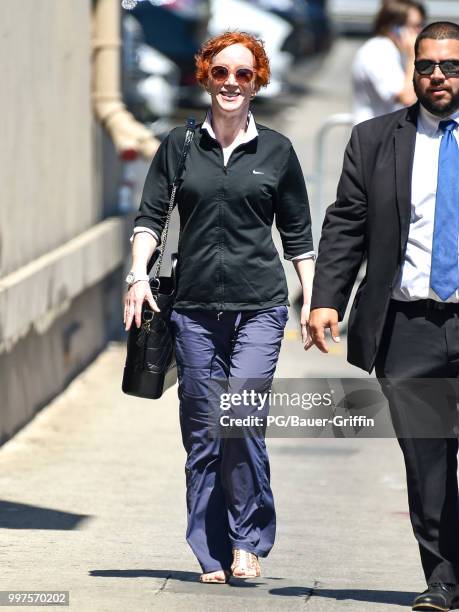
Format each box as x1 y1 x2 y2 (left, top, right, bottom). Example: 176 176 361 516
415 21 459 56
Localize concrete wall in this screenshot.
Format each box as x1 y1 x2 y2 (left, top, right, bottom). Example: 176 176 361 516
0 1 96 276
0 1 127 444
0 270 123 446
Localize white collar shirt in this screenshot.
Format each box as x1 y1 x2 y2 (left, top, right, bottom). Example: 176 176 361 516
201 109 258 166
392 104 459 302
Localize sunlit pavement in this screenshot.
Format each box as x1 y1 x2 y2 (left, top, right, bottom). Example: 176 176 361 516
0 39 424 611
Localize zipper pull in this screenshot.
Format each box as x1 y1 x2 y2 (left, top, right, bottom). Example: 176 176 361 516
217 311 223 321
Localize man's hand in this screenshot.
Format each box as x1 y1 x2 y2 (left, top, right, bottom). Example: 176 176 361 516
307 308 340 353
124 280 160 331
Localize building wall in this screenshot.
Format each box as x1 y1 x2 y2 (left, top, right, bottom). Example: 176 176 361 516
0 0 97 277
0 1 127 444
0 276 120 445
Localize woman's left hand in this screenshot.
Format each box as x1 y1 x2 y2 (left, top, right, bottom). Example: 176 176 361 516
292 257 315 349
300 302 313 350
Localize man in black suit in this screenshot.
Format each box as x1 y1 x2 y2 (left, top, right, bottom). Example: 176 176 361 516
308 22 459 612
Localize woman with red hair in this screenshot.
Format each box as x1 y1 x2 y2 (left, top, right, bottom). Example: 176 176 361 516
125 31 314 583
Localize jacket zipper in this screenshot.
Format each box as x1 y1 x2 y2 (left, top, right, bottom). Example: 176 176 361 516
217 145 228 312
215 142 246 315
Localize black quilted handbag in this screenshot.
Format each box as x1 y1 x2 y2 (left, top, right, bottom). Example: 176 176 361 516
122 118 195 399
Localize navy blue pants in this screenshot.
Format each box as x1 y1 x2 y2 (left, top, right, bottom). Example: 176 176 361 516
170 306 288 573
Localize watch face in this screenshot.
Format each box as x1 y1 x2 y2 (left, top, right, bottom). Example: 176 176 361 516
126 272 135 284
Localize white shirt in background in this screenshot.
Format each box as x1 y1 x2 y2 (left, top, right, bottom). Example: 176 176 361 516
352 36 405 124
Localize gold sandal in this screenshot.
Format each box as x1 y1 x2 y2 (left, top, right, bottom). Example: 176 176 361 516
199 569 231 584
231 549 261 578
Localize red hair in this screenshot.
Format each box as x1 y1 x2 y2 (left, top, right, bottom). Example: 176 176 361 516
195 31 270 90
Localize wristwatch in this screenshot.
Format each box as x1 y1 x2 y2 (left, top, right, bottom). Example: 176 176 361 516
125 271 149 286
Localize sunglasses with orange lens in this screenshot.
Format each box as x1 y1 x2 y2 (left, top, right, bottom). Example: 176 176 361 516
209 65 255 85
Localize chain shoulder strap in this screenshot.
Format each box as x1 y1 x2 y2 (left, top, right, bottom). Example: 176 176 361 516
155 118 195 278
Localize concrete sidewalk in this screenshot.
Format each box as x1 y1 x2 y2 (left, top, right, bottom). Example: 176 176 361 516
0 341 424 611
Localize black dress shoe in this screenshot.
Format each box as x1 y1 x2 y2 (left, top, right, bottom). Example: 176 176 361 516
412 583 458 611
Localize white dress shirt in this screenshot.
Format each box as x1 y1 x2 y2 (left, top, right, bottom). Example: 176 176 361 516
392 105 459 302
352 36 405 124
132 110 315 262
202 109 258 165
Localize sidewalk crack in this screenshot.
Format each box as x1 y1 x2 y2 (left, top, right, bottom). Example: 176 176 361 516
304 579 320 604
154 573 171 595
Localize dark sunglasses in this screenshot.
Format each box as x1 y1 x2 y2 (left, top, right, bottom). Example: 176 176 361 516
414 59 459 76
209 65 254 85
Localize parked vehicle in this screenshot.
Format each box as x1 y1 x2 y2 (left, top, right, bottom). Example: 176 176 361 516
122 13 180 130
306 0 332 54
208 0 294 97
250 0 332 59
329 0 459 34
129 0 211 105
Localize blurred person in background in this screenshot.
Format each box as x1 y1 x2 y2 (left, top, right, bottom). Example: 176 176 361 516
124 32 314 584
352 0 426 124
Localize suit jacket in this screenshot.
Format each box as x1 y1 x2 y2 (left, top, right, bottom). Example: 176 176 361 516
310 103 420 373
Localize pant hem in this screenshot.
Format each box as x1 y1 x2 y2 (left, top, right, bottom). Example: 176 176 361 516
231 542 271 558
201 566 230 574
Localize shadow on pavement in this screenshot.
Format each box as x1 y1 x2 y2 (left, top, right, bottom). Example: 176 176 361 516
90 569 275 583
90 570 190 580
91 569 291 590
270 587 416 606
0 499 89 529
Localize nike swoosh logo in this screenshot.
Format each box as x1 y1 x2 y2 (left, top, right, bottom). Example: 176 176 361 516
253 170 264 175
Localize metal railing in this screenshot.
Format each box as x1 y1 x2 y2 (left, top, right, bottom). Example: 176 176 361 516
305 113 354 248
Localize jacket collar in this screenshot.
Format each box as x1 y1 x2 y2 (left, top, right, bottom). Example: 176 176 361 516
200 109 258 146
396 101 419 128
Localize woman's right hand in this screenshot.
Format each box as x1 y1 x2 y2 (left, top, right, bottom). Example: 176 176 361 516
124 280 160 331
